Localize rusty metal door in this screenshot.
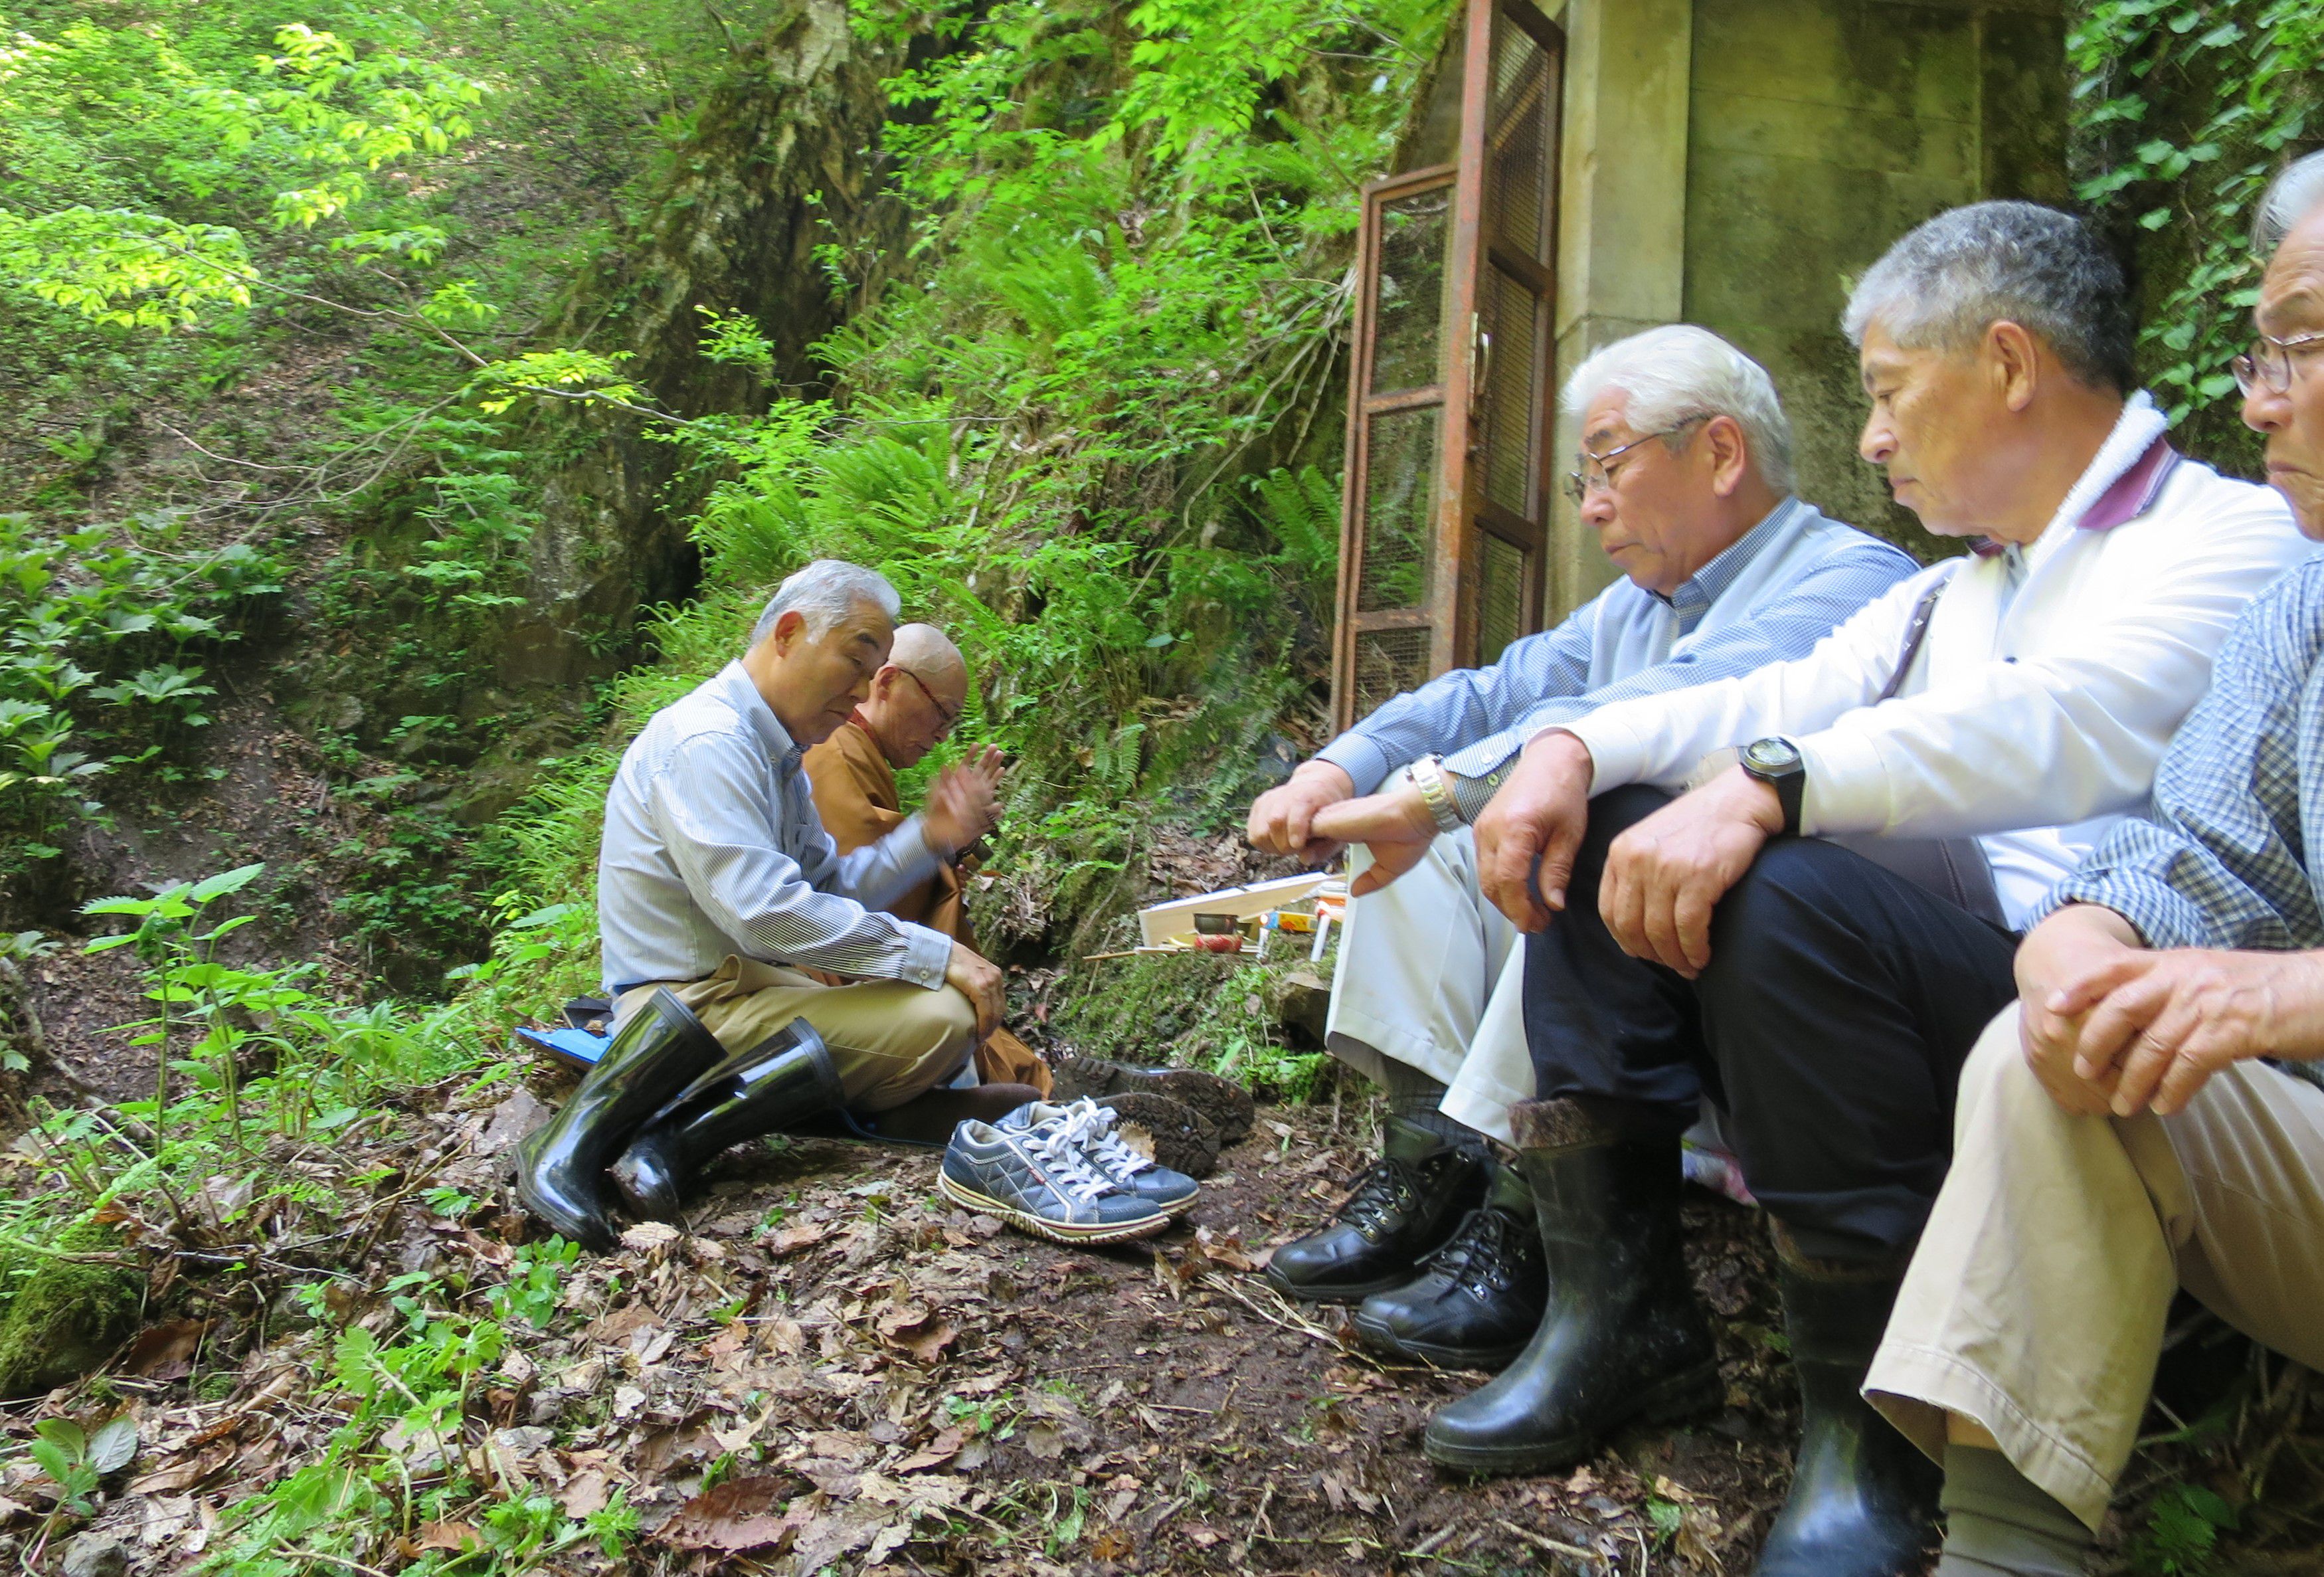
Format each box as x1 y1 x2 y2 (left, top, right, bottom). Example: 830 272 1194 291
1332 0 1563 733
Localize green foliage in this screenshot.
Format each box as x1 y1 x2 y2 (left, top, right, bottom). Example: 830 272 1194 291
2070 0 2324 453
0 511 284 866
2132 1483 2240 1576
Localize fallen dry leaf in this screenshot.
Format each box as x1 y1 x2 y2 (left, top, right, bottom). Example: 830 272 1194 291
122 1319 207 1381
657 1475 810 1552
891 1426 966 1474
415 1521 480 1552
558 1469 610 1519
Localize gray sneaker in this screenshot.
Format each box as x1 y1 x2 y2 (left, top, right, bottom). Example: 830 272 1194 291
939 1118 1170 1243
1000 1099 1201 1215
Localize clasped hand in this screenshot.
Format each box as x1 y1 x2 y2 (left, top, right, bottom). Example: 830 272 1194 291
2016 905 2324 1117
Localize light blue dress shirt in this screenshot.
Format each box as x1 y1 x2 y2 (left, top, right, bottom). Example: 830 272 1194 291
1313 498 1920 820
598 662 954 994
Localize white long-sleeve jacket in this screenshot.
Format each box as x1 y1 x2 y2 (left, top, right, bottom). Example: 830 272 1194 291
1558 395 2314 929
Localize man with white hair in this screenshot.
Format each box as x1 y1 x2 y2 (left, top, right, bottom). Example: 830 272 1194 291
517 561 1038 1251
1861 158 2324 1577
1340 203 2305 1575
1245 325 1916 1364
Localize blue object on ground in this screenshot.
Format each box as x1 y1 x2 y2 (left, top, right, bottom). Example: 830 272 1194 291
515 1024 611 1069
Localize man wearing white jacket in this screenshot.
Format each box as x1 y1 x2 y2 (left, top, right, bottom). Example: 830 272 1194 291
1313 203 2311 1576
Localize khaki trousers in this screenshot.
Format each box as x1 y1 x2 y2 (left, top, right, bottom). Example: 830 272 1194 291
616 955 977 1115
1327 830 1534 1145
1867 1003 2324 1531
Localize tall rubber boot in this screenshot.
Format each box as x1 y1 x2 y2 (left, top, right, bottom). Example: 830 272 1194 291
610 1018 846 1223
1423 1097 1720 1474
514 987 726 1252
1752 1236 1941 1576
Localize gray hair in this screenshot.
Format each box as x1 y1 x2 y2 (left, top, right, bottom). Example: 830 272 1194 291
1561 325 1796 494
1842 201 2135 393
749 559 900 645
2256 149 2324 254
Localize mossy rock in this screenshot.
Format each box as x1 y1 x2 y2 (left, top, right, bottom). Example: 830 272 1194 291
0 1220 143 1398
1048 950 1338 1099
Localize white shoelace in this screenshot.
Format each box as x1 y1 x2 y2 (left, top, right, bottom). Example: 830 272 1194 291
1030 1119 1121 1205
1052 1098 1155 1183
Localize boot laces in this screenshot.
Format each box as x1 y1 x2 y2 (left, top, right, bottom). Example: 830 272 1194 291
1421 1205 1526 1297
1337 1155 1424 1236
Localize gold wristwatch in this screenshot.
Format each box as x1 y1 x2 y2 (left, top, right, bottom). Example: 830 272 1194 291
1407 754 1463 833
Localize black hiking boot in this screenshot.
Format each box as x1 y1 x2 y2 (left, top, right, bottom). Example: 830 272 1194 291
1352 1161 1546 1370
1050 1052 1256 1145
610 1019 848 1222
1423 1098 1720 1475
514 988 726 1252
1265 1115 1488 1303
1751 1238 1941 1576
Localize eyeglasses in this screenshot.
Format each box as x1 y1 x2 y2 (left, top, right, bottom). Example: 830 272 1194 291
2232 329 2324 395
899 667 961 737
1561 415 1708 505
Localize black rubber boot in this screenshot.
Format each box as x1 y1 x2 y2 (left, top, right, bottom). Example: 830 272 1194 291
1264 1115 1488 1303
515 988 727 1252
610 1019 846 1222
1752 1241 1941 1576
1353 1160 1546 1370
1423 1098 1720 1474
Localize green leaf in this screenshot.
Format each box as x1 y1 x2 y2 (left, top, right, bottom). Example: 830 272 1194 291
190 863 266 902
88 1416 138 1475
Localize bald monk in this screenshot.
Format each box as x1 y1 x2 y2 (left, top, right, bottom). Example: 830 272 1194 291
806 624 1052 1093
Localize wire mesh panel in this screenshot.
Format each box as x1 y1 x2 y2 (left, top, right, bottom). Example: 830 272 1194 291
1351 628 1434 723
1478 266 1540 516
1370 187 1453 395
1358 404 1441 612
1476 532 1525 666
1487 11 1554 266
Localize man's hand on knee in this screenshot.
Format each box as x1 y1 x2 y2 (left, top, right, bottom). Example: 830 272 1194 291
1598 766 1780 976
1475 732 1593 933
944 942 1006 1042
1310 780 1437 896
2053 947 2324 1117
2013 904 2145 1115
1247 762 1355 862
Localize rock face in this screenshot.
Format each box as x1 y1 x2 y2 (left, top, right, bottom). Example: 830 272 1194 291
503 0 920 700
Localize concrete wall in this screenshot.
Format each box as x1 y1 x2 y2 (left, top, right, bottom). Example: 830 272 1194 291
1545 0 2067 614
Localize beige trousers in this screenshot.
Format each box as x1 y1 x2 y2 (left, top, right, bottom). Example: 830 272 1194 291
1326 830 1535 1145
1866 1003 2324 1531
616 955 977 1114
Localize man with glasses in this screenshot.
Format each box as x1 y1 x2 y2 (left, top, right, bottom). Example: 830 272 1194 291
804 623 1049 1092
1320 203 2305 1576
1859 155 2324 1577
1245 325 1916 1369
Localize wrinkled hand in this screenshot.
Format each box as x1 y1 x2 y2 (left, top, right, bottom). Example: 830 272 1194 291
1598 767 1782 976
2041 942 2324 1117
2012 903 2142 1115
924 752 1004 854
1308 780 1436 896
1246 762 1355 862
944 941 1006 1042
1474 732 1595 933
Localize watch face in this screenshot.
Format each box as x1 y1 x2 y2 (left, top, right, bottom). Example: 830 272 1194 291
1743 737 1801 774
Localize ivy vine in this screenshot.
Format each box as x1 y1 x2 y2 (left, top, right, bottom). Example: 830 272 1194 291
2070 0 2323 458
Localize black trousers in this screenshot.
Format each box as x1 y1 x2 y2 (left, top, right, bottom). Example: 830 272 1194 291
1523 787 2020 1260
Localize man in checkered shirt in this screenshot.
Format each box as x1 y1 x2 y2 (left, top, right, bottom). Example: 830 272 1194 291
1862 155 2324 1577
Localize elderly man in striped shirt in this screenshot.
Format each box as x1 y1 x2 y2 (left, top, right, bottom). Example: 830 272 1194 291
1865 155 2324 1577
1244 325 1918 1364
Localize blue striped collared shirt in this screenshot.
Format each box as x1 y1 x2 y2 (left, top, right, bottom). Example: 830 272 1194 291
1314 498 1920 820
597 662 954 994
2054 555 2324 1089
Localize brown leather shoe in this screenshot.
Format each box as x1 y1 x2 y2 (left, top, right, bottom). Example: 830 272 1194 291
865 1083 1045 1146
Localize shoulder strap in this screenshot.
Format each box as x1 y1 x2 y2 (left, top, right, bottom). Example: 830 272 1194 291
1876 581 1947 704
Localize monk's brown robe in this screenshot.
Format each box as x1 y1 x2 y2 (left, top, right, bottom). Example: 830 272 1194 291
805 716 1051 1094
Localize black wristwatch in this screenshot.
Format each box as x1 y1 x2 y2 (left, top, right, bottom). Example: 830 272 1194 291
1740 736 1805 836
